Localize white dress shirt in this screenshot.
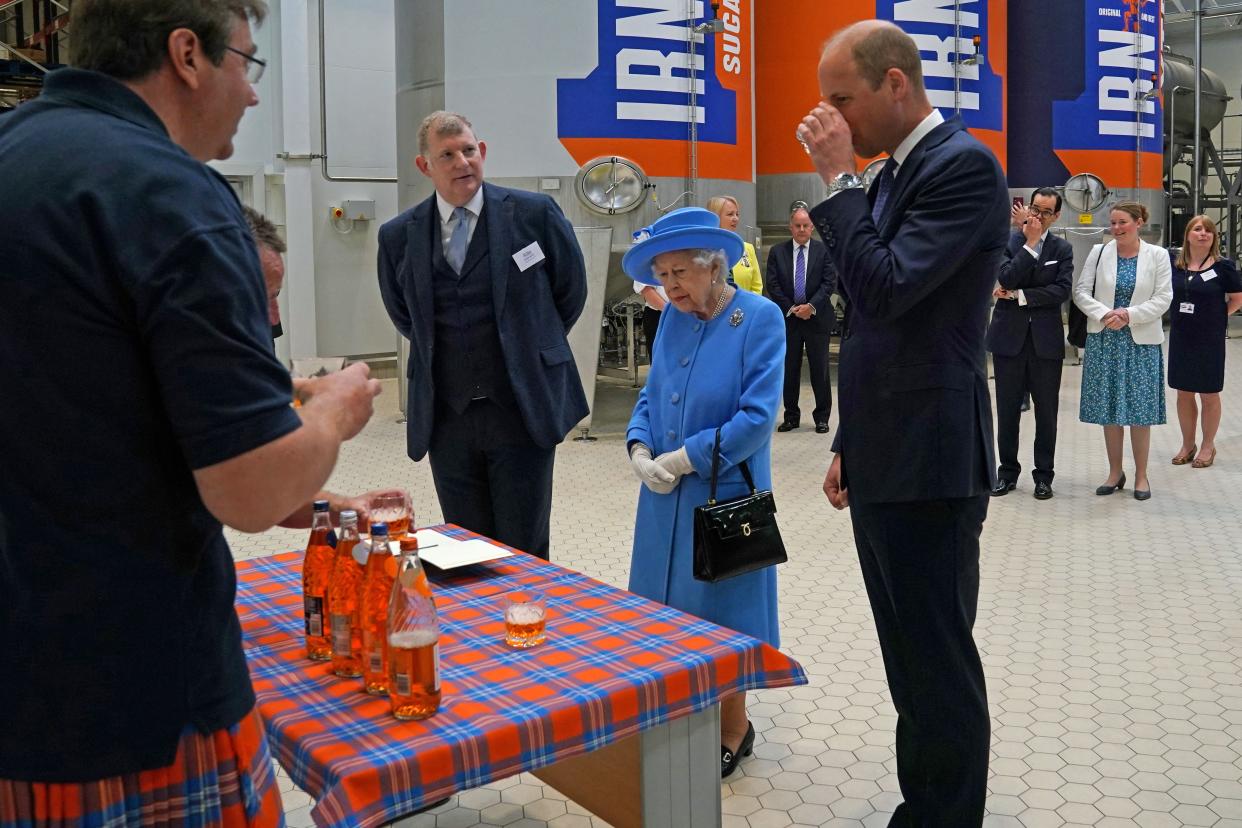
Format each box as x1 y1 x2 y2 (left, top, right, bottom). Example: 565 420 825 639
1014 229 1051 306
436 187 485 259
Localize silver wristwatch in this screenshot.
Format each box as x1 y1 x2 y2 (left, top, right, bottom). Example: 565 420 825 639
824 172 864 200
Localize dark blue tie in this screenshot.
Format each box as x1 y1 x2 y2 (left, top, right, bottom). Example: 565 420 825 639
793 245 806 304
870 157 898 224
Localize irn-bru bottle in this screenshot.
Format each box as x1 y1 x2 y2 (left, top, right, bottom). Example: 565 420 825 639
328 510 365 677
302 500 335 661
359 523 396 695
387 536 440 720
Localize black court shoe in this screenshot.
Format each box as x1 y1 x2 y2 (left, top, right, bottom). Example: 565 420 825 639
721 721 756 779
1095 472 1126 496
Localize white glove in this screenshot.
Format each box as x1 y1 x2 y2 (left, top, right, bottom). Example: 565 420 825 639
654 446 694 480
630 443 677 494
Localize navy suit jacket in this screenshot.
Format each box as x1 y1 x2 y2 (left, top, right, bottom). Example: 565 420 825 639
810 116 1008 504
986 231 1073 360
765 238 837 332
377 182 589 459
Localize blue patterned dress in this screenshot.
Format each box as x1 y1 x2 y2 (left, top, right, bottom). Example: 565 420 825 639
1080 255 1167 425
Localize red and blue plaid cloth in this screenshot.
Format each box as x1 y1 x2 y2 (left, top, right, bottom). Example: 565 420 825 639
0 707 283 828
235 525 806 828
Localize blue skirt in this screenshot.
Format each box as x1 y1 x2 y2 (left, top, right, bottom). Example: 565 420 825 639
1079 330 1166 426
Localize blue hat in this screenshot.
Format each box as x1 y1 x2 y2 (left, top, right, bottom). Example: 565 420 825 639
622 207 745 286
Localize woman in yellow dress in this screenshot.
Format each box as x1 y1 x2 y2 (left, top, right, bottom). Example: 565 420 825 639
706 195 763 295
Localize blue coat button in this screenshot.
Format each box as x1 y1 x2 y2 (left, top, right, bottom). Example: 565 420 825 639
666 430 676 440
693 322 702 332
670 393 680 404
680 357 689 367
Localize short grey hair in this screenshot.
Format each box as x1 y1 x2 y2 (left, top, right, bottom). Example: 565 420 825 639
241 205 285 253
418 111 477 156
650 248 729 279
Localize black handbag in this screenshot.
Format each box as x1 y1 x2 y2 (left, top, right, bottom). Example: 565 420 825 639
1067 244 1103 349
692 429 787 583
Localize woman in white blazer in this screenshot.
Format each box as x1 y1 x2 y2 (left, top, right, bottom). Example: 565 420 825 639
1074 202 1173 501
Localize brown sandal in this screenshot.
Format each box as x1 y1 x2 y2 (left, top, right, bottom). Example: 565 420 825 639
1172 445 1197 465
1192 448 1216 468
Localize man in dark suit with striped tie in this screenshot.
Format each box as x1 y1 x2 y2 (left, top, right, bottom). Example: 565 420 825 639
766 204 837 433
800 20 1009 827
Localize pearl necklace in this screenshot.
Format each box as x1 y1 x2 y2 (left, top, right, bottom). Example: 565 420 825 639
709 285 735 319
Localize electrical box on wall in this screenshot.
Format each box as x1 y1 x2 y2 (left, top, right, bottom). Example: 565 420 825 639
338 200 375 221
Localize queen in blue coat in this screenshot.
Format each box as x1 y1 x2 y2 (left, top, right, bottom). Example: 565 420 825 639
622 207 786 779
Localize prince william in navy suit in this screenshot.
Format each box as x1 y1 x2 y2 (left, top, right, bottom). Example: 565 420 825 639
800 21 1008 826
377 112 588 560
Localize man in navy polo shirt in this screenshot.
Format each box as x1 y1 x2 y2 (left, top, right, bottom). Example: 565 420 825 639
0 0 379 820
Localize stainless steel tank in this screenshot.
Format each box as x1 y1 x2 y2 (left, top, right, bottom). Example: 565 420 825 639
1163 52 1230 141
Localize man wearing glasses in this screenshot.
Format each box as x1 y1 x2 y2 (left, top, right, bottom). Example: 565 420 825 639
0 1 380 823
987 187 1074 500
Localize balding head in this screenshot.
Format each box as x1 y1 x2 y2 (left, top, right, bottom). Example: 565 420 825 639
818 20 933 158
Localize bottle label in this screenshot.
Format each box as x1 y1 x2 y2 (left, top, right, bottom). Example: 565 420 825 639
432 642 440 691
330 615 351 655
395 670 411 696
369 648 383 674
304 595 324 637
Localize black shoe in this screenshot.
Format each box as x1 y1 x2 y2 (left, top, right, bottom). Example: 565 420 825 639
721 721 755 779
776 420 799 432
815 422 830 434
1033 481 1054 500
1134 488 1151 501
990 479 1016 497
1095 473 1126 496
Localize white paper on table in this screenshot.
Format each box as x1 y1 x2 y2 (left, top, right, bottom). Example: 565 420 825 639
385 531 513 569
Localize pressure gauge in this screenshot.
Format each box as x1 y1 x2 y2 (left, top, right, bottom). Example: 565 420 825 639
575 156 648 215
1062 173 1110 214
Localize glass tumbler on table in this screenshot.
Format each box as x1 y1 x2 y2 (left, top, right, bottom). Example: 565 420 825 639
503 591 547 649
369 491 411 538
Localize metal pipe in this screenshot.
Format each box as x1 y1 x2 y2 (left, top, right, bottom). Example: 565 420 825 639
1167 85 1191 235
0 37 45 72
317 0 397 183
687 0 698 203
1194 0 1203 215
953 1 960 113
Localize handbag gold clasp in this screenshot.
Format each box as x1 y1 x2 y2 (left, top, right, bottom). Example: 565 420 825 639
742 522 751 536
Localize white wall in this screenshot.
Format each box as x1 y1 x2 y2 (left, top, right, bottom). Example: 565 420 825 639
213 0 401 362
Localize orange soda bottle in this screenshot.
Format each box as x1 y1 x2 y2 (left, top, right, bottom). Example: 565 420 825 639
328 510 365 677
359 523 397 694
387 536 440 720
302 500 335 661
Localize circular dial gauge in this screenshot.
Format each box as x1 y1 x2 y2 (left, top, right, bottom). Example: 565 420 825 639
1063 173 1110 213
575 156 648 215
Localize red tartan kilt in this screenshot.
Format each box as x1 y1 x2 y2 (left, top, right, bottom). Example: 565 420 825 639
0 708 284 828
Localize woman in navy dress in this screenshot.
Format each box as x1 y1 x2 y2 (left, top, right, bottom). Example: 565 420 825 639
622 207 785 779
1075 202 1172 500
1167 215 1242 469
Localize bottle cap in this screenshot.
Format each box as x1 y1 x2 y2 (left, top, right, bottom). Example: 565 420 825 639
340 509 358 526
371 522 388 538
312 500 330 511
399 537 418 552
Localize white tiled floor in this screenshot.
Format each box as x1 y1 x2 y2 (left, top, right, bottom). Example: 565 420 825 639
228 343 1242 828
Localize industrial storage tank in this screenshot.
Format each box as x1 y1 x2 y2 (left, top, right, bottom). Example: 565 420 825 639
393 0 757 420
1162 51 1229 143
755 0 1008 229
1007 0 1164 260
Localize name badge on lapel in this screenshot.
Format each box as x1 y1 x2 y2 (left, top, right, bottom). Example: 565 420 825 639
1201 269 1218 281
513 241 546 272
1180 302 1196 314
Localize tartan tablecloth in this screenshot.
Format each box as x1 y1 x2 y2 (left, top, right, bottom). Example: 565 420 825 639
234 525 807 828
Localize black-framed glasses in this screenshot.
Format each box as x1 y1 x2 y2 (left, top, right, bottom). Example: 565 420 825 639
224 45 266 84
1028 208 1057 219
